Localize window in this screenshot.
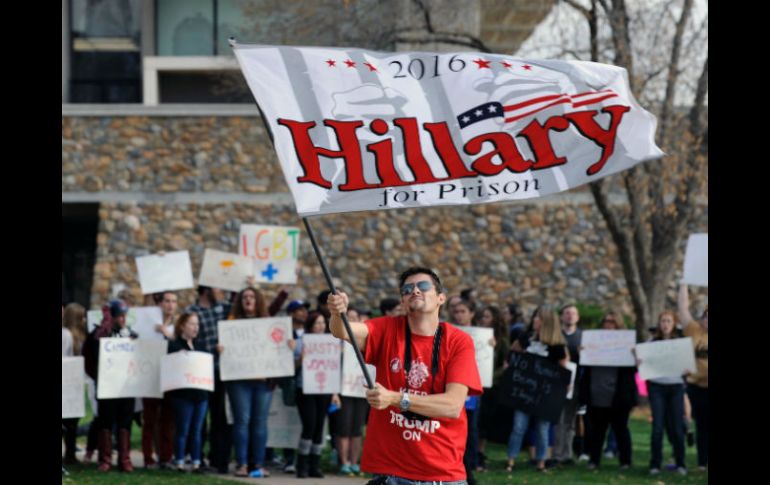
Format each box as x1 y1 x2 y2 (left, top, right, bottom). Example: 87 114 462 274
157 0 258 56
69 0 142 103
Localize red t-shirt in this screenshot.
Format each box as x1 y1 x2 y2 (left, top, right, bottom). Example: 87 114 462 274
360 316 482 481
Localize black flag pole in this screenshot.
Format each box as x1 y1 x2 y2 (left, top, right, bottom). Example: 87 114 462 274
230 37 373 389
302 217 374 389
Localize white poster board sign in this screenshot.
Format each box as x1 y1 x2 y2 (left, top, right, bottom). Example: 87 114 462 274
565 361 577 399
682 233 708 287
135 251 195 294
341 341 377 398
87 310 103 333
218 317 295 381
238 225 300 284
635 338 696 381
198 249 255 292
62 357 86 418
580 330 637 367
161 351 215 392
266 389 303 449
97 338 168 398
302 334 342 395
456 326 494 388
128 306 164 340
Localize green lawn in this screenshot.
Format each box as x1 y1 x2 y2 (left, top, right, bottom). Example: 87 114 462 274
475 415 708 484
64 401 707 484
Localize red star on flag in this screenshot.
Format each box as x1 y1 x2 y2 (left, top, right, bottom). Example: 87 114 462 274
522 64 532 71
501 61 513 68
344 59 356 68
473 58 491 69
363 62 378 72
325 59 336 67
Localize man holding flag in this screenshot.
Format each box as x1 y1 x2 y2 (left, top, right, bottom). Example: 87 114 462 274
328 267 482 484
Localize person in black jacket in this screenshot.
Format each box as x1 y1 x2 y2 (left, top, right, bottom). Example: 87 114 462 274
579 312 638 470
83 299 139 473
167 312 210 473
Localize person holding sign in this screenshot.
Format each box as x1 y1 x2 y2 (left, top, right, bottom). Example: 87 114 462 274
505 305 569 473
219 287 296 478
476 306 510 473
62 303 87 465
579 312 638 470
83 299 139 473
328 267 482 485
640 311 688 476
678 283 708 471
337 308 370 477
294 311 342 478
142 291 177 470
166 312 210 473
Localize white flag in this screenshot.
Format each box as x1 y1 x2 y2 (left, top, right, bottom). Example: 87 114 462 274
232 43 663 216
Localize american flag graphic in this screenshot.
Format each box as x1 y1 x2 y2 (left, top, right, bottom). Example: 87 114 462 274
457 89 620 128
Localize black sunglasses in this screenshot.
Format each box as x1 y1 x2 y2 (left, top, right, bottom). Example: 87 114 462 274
400 280 435 296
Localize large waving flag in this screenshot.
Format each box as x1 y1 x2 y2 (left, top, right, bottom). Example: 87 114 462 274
232 42 663 216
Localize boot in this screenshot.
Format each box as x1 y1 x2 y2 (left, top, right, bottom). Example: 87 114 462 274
296 453 309 478
97 429 112 472
309 453 324 478
118 429 134 472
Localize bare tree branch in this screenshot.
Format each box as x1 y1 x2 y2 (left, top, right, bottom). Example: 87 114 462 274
659 0 693 148
563 0 592 20
590 179 650 337
689 55 708 137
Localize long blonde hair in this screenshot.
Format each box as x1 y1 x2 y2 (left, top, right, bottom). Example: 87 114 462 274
535 306 566 346
63 303 86 355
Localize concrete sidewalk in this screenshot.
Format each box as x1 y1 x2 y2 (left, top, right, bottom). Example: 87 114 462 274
67 444 367 484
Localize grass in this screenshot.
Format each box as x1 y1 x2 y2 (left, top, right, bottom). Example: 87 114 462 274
64 399 707 484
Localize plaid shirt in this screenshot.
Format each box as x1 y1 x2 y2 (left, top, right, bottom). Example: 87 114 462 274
188 301 231 357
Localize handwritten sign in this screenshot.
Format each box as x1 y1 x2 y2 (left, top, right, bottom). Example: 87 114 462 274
97 338 168 398
456 326 494 388
62 357 86 418
218 317 295 381
579 330 637 367
135 250 195 294
238 225 300 284
198 249 255 292
498 352 571 423
302 334 342 394
341 341 377 398
635 338 696 380
161 351 215 392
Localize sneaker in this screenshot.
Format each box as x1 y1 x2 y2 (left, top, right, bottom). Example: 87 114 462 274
351 464 361 475
698 465 707 471
270 456 285 468
604 451 615 459
339 464 354 476
283 463 296 473
676 467 688 476
578 454 590 462
665 463 678 471
650 468 660 475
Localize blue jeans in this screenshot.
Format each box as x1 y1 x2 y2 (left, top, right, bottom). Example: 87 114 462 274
170 397 208 466
227 380 273 467
507 410 549 461
648 382 685 469
372 475 467 485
